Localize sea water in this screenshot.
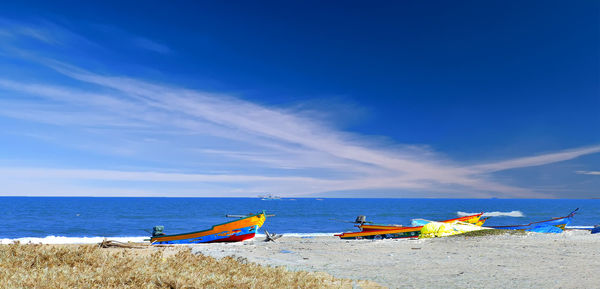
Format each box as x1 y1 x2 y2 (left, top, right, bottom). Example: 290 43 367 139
1 197 598 243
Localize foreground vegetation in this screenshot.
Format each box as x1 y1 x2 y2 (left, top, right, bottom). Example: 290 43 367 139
451 229 528 238
0 243 381 288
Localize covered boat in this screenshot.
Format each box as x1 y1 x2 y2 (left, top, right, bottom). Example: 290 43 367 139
488 209 577 233
419 221 489 238
335 213 485 240
360 213 485 232
150 211 266 244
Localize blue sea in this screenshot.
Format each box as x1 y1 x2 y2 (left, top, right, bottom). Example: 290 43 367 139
2 197 598 243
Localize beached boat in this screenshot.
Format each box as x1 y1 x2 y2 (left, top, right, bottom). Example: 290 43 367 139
419 221 489 238
150 212 266 244
336 225 423 240
359 213 485 232
488 209 577 233
335 213 485 240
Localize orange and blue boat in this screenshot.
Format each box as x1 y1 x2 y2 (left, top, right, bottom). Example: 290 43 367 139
150 211 266 244
335 213 485 240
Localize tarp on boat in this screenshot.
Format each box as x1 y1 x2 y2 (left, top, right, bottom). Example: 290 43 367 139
420 221 488 238
411 219 432 226
528 225 564 233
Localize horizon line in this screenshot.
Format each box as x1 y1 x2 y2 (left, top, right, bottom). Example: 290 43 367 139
0 195 597 200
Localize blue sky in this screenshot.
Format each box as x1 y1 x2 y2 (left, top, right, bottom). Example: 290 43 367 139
0 1 598 198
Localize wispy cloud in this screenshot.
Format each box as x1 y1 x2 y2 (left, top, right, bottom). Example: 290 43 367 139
576 171 600 176
0 18 171 58
131 37 171 54
4 66 597 197
0 19 58 45
470 146 600 173
0 19 599 197
0 18 98 48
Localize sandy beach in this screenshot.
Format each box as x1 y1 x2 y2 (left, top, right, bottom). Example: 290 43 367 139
191 230 600 288
2 230 598 288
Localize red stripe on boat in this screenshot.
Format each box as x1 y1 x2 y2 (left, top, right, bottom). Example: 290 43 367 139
208 233 256 243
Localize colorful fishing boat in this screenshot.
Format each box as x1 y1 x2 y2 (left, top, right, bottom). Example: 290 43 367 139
359 213 485 232
488 209 577 233
336 225 422 240
150 211 266 244
335 213 485 240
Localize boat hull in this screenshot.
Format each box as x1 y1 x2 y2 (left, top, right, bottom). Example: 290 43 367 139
359 213 484 232
337 226 422 240
489 210 577 232
151 212 266 244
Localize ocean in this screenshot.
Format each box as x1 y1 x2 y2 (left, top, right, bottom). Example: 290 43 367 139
2 197 598 244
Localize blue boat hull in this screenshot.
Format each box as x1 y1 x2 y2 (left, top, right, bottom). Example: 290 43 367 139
489 209 577 233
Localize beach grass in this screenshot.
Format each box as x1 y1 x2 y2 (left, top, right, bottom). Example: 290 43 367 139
451 229 527 237
0 243 382 289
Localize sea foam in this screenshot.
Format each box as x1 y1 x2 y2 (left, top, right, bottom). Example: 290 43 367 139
258 233 337 237
457 211 525 217
0 233 340 244
566 226 594 230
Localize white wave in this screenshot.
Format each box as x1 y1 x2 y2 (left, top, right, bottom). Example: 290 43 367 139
566 226 595 230
0 236 148 245
255 233 337 237
457 211 525 217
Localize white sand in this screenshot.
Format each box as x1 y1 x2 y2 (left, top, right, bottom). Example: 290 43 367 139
191 230 600 288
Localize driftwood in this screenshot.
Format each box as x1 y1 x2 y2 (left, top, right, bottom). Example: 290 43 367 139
98 239 149 249
264 230 282 242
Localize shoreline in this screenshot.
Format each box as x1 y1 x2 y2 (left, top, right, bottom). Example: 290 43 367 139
0 227 595 244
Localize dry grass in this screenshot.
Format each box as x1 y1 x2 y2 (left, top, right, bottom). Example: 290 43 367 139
0 243 383 289
450 229 527 238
